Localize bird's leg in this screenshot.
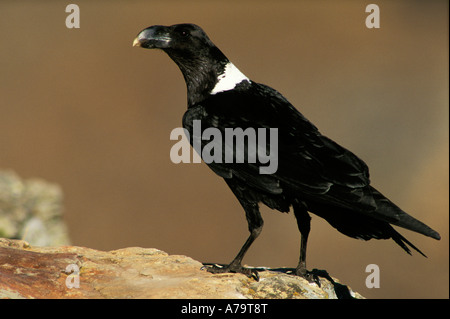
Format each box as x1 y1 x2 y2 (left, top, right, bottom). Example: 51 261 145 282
296 231 309 277
204 198 263 281
206 224 262 280
293 203 320 285
292 204 355 297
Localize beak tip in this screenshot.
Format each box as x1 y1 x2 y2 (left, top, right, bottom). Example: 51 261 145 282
133 38 141 47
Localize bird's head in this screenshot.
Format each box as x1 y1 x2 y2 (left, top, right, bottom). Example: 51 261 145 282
133 24 219 58
133 23 231 106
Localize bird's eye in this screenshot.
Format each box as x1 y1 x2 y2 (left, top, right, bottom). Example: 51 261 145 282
180 30 189 37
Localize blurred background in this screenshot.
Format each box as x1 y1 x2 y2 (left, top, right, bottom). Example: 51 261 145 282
0 0 448 298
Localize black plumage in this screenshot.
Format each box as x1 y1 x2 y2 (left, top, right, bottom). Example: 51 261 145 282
133 23 440 280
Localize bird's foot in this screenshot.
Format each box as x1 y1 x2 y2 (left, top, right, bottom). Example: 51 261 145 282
201 263 259 281
294 266 355 299
294 266 322 286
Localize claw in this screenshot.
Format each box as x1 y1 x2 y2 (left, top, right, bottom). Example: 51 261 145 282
202 263 260 281
250 269 260 281
200 263 222 271
294 267 321 286
294 267 355 299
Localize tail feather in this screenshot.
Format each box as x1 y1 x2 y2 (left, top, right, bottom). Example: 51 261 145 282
391 229 427 257
308 199 433 257
371 187 441 240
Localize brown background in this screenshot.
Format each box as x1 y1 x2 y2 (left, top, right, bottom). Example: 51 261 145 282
0 1 448 298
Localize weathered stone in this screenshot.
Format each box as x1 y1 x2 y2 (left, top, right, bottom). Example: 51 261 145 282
0 170 70 246
0 238 363 299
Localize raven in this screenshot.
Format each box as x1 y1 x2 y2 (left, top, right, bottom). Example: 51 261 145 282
133 23 440 280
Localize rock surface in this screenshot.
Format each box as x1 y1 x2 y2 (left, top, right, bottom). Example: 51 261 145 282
0 170 70 246
0 238 362 299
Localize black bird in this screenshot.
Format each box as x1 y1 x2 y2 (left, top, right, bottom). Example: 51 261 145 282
133 23 440 280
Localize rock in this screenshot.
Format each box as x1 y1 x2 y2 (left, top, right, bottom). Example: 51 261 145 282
0 238 363 299
0 170 69 246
